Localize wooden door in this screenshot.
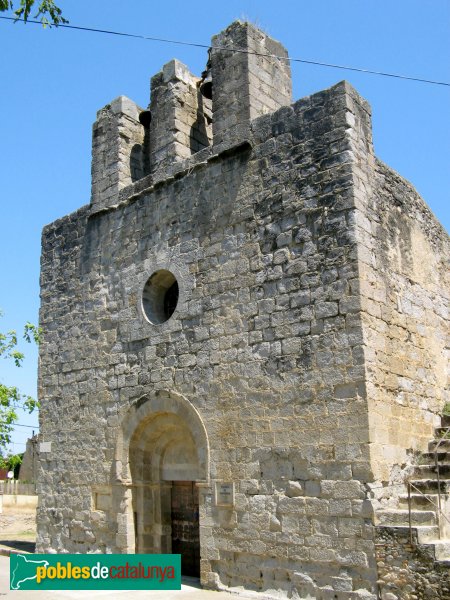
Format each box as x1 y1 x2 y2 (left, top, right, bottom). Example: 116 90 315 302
170 481 200 577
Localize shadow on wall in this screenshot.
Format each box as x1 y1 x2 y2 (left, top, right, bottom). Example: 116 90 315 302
189 91 212 155
130 122 151 183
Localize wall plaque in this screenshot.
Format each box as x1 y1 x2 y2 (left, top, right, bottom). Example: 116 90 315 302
215 481 234 507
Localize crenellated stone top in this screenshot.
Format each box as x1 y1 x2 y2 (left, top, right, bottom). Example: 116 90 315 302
90 20 292 212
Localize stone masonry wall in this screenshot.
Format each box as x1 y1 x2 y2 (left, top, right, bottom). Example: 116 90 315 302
150 59 212 177
211 21 292 148
38 80 379 598
353 143 450 489
375 527 450 600
91 96 145 213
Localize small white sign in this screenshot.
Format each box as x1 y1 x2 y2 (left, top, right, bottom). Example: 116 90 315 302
215 481 234 507
39 442 52 453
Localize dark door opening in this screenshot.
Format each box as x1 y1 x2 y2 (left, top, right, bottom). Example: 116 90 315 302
170 481 200 577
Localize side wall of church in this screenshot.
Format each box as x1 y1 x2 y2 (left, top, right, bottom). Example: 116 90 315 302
351 127 450 493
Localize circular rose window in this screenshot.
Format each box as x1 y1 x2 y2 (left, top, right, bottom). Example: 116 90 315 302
142 270 179 324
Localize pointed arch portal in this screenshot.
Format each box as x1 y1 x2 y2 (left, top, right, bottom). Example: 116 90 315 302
113 391 209 576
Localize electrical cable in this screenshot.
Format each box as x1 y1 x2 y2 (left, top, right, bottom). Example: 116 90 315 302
0 422 38 429
0 15 449 87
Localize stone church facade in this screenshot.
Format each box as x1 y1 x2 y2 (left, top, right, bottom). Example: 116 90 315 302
37 21 449 600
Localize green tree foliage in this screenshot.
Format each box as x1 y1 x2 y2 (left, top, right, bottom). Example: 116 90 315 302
0 0 67 27
0 311 41 451
0 452 22 472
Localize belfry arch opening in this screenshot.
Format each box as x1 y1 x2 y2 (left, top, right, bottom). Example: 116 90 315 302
114 392 209 577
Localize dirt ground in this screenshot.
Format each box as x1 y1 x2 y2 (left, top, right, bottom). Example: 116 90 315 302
0 509 36 553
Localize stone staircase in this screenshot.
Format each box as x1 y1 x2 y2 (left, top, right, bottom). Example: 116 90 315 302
375 414 450 564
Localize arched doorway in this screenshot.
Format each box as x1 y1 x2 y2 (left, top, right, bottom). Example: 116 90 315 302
113 391 209 577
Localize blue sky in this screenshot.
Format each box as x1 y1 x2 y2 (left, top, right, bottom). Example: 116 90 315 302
1 0 449 455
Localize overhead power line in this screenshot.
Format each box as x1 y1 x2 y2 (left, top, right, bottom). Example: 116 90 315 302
1 15 449 87
0 422 38 429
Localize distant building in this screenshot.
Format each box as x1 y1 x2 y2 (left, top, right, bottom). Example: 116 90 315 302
19 434 38 483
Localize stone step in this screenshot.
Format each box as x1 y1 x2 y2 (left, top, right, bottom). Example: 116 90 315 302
416 525 441 544
420 450 450 464
435 426 450 439
375 524 440 544
398 493 439 510
409 478 450 495
441 414 450 428
429 438 450 452
376 509 437 527
433 540 450 561
412 464 450 479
